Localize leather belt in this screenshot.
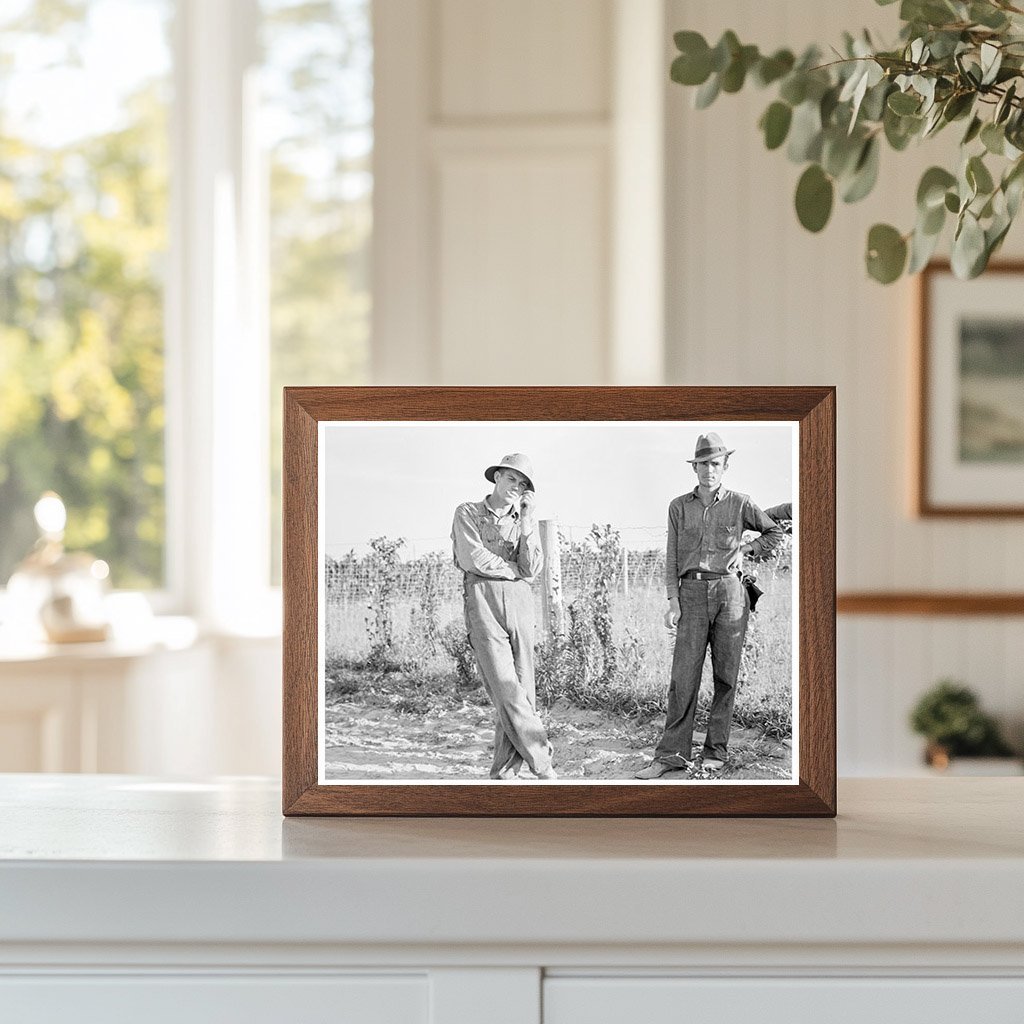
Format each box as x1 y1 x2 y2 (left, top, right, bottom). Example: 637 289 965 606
681 570 732 581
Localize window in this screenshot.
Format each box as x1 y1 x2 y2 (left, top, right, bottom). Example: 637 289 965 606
0 0 373 621
261 0 372 582
0 0 172 589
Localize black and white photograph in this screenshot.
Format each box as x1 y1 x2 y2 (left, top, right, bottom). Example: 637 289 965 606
317 420 798 785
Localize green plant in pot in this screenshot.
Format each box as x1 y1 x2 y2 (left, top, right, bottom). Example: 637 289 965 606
670 0 1024 283
909 679 1015 767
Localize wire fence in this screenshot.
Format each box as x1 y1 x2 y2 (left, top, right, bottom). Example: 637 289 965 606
324 524 671 607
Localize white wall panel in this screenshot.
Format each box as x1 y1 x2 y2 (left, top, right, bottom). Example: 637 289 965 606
666 0 1024 773
438 0 610 120
437 151 607 384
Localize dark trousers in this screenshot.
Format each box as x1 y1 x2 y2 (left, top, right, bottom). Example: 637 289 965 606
654 575 749 762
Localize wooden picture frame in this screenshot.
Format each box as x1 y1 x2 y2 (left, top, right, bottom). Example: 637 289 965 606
916 261 1024 517
283 387 836 817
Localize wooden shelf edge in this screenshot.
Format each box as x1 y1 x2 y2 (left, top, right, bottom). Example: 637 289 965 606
838 592 1024 616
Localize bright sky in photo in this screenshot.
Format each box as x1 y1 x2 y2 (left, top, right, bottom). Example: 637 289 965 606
323 421 796 557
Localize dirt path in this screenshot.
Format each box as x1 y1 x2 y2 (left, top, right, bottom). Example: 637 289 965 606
324 696 791 781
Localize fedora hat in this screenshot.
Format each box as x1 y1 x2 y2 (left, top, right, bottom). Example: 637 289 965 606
485 453 535 492
687 432 735 464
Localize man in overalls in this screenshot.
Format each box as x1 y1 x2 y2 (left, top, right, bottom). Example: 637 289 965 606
451 454 556 780
636 433 783 778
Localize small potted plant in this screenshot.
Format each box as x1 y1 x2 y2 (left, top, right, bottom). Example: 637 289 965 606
910 680 1019 773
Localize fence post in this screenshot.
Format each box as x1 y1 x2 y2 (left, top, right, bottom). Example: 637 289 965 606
622 547 629 598
539 518 564 638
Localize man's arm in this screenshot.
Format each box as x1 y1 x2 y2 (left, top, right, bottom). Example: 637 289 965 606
515 493 543 583
451 505 519 580
740 498 785 558
665 500 680 599
664 501 681 628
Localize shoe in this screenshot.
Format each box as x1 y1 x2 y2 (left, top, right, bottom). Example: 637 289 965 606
635 753 694 780
702 756 725 771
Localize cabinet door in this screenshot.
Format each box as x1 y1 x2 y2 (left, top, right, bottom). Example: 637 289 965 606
0 974 428 1024
544 977 1024 1023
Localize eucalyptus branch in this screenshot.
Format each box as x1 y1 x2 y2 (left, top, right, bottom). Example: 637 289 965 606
670 3 1024 283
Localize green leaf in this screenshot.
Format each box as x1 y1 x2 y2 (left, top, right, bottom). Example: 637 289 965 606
902 0 960 27
861 80 892 122
888 91 921 115
962 115 983 145
884 106 923 150
787 101 823 162
671 55 709 88
1003 157 1024 216
694 73 721 109
760 102 792 150
753 49 795 87
995 82 1017 125
795 164 834 232
969 2 1009 29
917 166 957 210
980 41 1002 86
779 74 807 106
671 32 712 85
842 137 880 203
981 122 1005 155
967 155 995 196
951 212 986 278
921 200 946 235
908 221 943 273
719 44 759 92
944 190 961 213
866 223 908 283
710 31 740 73
822 129 863 178
943 92 974 123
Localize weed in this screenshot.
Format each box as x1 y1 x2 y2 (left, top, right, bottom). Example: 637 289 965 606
365 535 405 670
440 619 480 691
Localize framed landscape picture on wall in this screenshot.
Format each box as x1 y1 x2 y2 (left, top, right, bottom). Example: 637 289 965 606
282 387 836 817
918 262 1024 516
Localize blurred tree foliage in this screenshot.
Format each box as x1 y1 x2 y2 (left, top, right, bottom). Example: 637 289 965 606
0 0 373 591
0 0 169 587
264 0 372 582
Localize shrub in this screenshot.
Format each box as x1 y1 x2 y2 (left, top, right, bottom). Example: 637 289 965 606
910 680 1014 757
365 535 405 670
440 620 479 691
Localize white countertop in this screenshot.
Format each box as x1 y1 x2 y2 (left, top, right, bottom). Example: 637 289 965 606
1 775 1022 950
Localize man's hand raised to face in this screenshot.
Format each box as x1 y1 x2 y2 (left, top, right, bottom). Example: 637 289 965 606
519 489 537 533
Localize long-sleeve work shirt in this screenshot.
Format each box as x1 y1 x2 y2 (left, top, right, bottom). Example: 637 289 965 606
451 498 543 583
665 487 784 598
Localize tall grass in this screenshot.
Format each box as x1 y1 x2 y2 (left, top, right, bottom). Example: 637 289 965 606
324 557 793 738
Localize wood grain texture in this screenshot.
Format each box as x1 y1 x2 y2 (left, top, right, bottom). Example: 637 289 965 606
916 260 1024 518
282 387 837 817
838 593 1024 616
282 392 319 813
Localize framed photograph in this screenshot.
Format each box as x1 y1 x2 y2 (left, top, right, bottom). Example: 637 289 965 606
283 387 835 816
917 261 1024 517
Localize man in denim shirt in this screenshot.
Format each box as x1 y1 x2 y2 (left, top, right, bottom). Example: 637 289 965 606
636 433 783 778
451 454 556 780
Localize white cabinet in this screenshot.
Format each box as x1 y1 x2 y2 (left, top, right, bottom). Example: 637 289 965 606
1 777 1022 1023
0 633 210 773
544 978 1024 1023
0 975 428 1024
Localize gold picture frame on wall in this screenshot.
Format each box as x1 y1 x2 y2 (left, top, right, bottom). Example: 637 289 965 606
917 261 1024 517
282 386 836 817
